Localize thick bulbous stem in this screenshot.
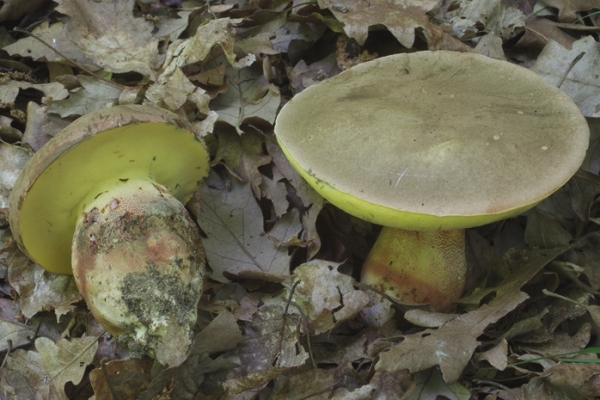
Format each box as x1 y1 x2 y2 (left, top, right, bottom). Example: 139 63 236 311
361 227 466 312
71 179 205 367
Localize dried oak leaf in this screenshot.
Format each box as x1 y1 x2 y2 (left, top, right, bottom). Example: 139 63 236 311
213 129 272 197
317 0 471 51
55 0 162 78
540 363 600 398
378 247 567 383
377 291 529 384
0 348 58 400
198 171 293 282
224 302 307 395
145 67 210 113
159 18 242 83
7 243 82 319
290 261 370 334
405 368 471 400
0 319 35 353
47 75 123 117
36 336 98 400
89 359 153 400
541 0 600 22
211 63 281 134
190 310 244 356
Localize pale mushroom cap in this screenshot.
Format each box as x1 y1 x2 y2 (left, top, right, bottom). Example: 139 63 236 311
9 105 210 274
275 51 590 231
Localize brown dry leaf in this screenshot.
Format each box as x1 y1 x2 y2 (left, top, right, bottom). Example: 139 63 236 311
378 247 567 383
225 302 307 395
0 348 58 399
541 0 600 22
145 67 210 113
267 139 325 258
0 319 35 352
213 129 272 197
0 143 30 217
377 291 528 384
47 75 123 117
474 339 509 371
211 63 281 134
445 0 525 40
531 36 600 117
3 21 96 69
159 18 242 83
317 0 471 51
191 310 244 355
198 171 293 282
0 0 48 22
7 243 82 319
516 17 576 49
524 208 572 248
36 336 98 400
55 0 161 78
0 81 68 105
405 368 471 400
89 359 153 400
290 261 370 334
270 369 336 399
568 170 600 222
22 102 70 151
541 363 600 398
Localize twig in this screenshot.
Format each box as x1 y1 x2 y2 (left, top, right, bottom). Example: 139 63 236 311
0 340 12 369
12 27 127 90
557 52 585 88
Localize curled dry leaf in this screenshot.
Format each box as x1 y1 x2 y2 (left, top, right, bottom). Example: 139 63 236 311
289 260 370 334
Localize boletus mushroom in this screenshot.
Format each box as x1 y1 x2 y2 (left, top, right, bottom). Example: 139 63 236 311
9 105 210 365
275 51 589 312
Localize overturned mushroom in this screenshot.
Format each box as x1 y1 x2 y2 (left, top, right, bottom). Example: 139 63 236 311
275 51 589 311
9 105 210 366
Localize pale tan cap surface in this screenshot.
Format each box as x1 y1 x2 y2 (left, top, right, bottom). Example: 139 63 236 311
275 51 589 230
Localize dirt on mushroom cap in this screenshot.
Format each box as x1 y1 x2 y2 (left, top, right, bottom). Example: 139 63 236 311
275 51 589 231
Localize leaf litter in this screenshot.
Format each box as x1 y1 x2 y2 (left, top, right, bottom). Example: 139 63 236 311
1 0 600 398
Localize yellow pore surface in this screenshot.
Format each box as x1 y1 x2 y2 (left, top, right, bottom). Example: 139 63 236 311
19 122 209 274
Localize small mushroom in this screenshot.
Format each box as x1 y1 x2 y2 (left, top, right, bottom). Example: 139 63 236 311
275 51 589 311
9 105 210 365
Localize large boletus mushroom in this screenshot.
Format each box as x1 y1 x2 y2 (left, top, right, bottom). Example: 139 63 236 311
275 51 589 312
9 105 210 366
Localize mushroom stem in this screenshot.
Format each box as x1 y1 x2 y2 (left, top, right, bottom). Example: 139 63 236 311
361 227 466 312
71 179 204 366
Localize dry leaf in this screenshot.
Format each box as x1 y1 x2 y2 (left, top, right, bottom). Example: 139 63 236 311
89 359 153 400
405 368 471 400
191 310 244 355
36 336 98 400
290 261 370 334
211 64 281 134
318 0 471 51
377 291 528 384
47 75 123 117
159 18 242 83
0 319 35 352
531 36 600 117
198 171 292 282
55 0 161 78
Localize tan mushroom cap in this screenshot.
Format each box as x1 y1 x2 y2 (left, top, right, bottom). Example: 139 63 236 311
275 51 589 231
9 105 210 275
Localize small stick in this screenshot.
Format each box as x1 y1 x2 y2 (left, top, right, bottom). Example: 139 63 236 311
558 52 585 88
12 27 127 90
